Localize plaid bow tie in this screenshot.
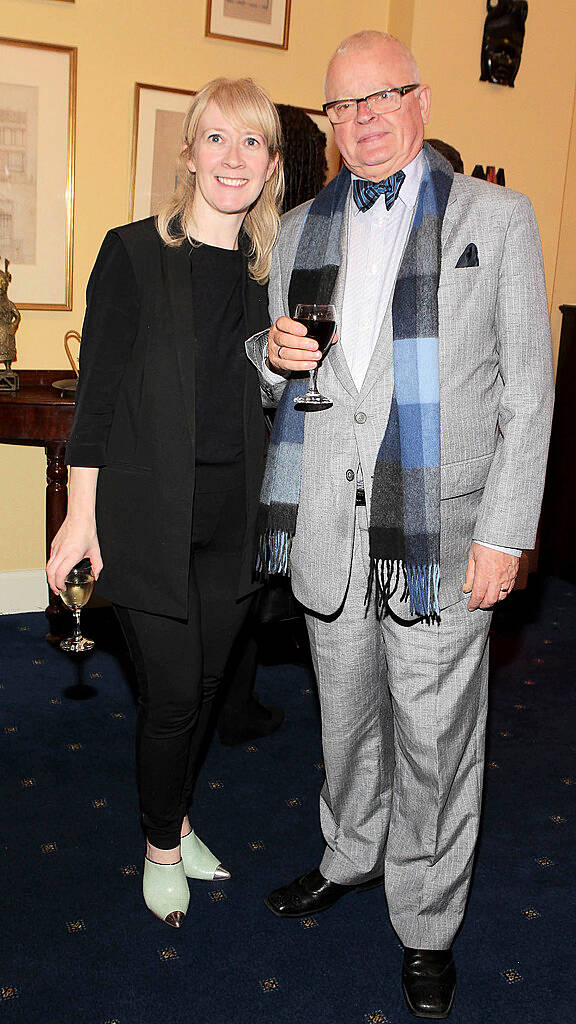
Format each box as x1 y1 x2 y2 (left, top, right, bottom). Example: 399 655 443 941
352 170 406 212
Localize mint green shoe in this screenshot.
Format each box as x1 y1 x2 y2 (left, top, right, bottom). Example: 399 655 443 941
180 830 231 881
143 857 190 927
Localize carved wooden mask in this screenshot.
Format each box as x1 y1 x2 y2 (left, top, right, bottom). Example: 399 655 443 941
480 0 528 87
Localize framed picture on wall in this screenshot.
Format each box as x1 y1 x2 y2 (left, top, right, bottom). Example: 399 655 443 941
0 37 76 310
205 0 291 50
130 83 196 222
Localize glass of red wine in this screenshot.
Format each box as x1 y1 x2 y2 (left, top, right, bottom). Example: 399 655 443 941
293 303 337 409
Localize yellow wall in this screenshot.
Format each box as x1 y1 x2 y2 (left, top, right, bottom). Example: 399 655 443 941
407 0 575 331
0 0 574 573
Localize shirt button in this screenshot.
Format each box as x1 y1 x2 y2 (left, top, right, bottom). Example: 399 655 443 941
354 411 367 424
345 469 355 482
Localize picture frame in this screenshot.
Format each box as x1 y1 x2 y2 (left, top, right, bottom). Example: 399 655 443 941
130 83 195 223
0 37 76 310
205 0 291 50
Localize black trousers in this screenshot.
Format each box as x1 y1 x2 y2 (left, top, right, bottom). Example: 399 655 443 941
115 482 250 849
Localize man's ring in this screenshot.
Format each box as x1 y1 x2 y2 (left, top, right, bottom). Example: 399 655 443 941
500 587 509 592
278 346 283 360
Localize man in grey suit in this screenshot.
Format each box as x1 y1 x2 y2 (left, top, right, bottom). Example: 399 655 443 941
248 30 553 1018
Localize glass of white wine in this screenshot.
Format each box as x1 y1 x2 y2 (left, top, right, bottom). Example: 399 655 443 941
60 559 95 653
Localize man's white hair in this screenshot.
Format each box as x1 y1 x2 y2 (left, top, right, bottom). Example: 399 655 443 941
325 30 421 94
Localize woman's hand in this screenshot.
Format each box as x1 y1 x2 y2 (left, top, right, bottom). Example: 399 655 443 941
46 466 102 594
46 516 103 594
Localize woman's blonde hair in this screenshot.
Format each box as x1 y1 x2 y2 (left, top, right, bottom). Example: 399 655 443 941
156 77 284 283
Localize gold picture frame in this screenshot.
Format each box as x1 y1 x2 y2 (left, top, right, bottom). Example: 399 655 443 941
129 83 196 222
0 37 76 310
206 0 291 50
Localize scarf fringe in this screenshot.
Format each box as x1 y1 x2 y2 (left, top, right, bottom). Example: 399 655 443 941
367 558 440 621
255 529 293 579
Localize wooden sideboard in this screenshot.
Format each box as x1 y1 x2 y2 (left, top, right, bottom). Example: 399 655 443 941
0 370 75 626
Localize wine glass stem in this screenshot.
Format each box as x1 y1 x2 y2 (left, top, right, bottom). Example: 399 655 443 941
309 366 320 396
72 609 82 641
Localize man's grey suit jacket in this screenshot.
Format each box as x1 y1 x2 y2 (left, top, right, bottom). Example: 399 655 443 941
248 171 554 616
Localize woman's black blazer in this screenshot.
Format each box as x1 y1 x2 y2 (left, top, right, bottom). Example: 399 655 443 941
66 217 270 618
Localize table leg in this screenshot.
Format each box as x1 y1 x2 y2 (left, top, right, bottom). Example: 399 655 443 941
44 442 68 636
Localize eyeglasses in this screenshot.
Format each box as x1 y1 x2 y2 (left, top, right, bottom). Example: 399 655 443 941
322 84 420 124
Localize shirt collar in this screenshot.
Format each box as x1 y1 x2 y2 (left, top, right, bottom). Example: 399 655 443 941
350 148 425 217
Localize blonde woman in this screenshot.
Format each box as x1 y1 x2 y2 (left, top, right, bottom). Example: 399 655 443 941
47 79 283 928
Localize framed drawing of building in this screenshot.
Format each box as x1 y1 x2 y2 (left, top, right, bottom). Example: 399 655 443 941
0 37 76 310
130 83 196 222
206 0 291 50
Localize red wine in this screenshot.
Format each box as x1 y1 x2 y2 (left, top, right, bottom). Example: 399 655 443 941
295 317 336 354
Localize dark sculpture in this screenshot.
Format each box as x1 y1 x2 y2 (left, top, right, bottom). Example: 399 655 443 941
0 258 20 368
480 0 528 87
276 104 328 213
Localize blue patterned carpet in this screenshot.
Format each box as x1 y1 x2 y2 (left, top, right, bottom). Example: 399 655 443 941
1 578 574 1023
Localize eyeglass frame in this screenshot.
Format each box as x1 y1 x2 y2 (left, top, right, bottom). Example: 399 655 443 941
322 84 421 124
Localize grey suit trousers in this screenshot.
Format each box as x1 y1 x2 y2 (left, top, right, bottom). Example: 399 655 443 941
305 506 491 950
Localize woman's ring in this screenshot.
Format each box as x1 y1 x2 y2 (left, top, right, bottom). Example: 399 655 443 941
277 346 283 360
500 587 509 592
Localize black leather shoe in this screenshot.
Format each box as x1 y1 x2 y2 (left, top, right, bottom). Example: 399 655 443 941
264 867 383 918
402 947 456 1019
217 697 285 746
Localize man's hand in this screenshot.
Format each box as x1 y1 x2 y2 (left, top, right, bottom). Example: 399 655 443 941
463 542 520 611
266 316 337 373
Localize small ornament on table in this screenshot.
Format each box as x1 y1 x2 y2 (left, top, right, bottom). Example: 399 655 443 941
0 259 21 392
471 165 506 186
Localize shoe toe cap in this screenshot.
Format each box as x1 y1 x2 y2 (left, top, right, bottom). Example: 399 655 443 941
165 911 185 928
267 887 299 912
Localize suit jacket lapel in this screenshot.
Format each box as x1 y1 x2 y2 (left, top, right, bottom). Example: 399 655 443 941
440 178 460 251
357 297 394 404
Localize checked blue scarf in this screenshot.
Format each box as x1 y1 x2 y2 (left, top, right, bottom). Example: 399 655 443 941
256 143 454 619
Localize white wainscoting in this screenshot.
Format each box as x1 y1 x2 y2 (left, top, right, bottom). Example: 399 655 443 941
0 570 47 614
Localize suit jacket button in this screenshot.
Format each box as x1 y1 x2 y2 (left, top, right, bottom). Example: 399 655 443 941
354 411 367 424
346 469 355 482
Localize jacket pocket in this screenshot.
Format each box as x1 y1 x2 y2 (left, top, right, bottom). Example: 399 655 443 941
441 452 494 499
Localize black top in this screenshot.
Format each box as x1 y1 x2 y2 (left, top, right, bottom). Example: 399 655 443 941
189 241 246 489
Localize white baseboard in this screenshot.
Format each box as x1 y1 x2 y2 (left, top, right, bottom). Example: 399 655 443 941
0 570 47 614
